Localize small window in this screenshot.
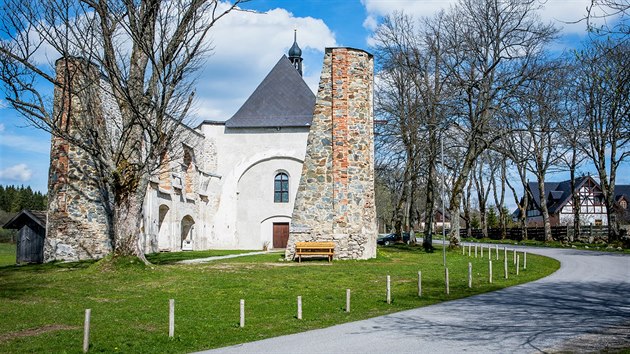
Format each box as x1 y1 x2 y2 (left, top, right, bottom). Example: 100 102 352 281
274 173 289 203
594 219 603 226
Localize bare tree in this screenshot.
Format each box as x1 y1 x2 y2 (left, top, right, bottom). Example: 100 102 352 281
585 0 630 36
0 0 246 260
574 39 630 241
440 0 558 246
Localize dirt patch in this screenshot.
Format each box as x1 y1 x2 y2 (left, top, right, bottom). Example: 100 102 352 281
548 322 630 353
0 324 78 343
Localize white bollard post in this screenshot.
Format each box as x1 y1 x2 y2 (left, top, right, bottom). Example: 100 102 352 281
475 244 478 258
513 249 516 265
445 268 450 295
346 289 351 312
481 244 484 258
417 271 422 297
516 255 520 276
504 255 508 279
83 309 91 353
468 262 472 288
462 245 465 255
240 299 245 328
489 260 493 284
468 244 471 257
504 246 507 262
386 275 391 304
169 299 174 338
524 252 527 270
297 296 302 320
496 244 499 260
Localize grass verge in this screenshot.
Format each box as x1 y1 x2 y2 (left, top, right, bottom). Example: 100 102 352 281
0 243 15 267
0 245 559 353
456 237 630 254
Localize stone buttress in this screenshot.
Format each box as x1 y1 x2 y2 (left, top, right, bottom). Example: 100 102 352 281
45 58 112 262
286 47 377 260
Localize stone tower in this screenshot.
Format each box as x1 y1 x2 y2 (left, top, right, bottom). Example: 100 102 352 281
286 47 377 260
44 58 112 262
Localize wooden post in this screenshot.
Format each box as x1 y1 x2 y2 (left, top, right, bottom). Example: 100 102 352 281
468 262 472 288
489 260 493 284
445 268 450 295
297 296 302 320
504 255 508 279
417 271 422 297
386 275 391 304
475 244 478 258
462 245 465 255
516 255 520 275
240 299 245 328
346 289 351 312
83 309 91 353
481 244 484 258
495 244 499 260
524 252 527 270
169 299 174 338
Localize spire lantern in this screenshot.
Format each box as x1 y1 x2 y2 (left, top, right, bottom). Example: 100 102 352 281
288 29 303 76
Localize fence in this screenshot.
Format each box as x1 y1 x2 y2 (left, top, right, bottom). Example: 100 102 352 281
460 225 610 243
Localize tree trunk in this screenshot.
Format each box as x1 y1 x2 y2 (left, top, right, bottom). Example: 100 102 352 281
537 177 553 242
423 160 436 251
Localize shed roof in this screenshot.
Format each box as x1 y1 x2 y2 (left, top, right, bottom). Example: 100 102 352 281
3 209 47 229
224 56 315 128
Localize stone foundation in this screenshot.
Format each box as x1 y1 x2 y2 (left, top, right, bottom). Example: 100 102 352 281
286 47 377 260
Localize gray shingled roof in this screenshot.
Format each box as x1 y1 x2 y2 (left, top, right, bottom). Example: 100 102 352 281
225 55 315 128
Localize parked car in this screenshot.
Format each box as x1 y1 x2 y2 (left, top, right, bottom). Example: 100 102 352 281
377 232 410 246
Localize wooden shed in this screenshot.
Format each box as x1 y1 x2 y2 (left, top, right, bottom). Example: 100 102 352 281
3 209 46 264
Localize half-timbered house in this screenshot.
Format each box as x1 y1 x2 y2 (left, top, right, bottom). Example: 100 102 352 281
518 176 630 226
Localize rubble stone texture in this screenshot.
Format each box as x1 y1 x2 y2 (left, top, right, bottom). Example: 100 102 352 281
286 47 377 260
45 58 112 262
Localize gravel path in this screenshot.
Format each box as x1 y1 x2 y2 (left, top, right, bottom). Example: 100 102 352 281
195 246 630 354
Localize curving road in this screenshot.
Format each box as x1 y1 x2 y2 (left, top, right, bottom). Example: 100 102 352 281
197 246 630 354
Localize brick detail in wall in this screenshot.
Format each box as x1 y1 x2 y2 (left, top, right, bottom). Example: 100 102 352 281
44 58 113 262
286 47 377 260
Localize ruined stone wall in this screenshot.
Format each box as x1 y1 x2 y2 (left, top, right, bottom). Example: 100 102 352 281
45 58 112 262
286 47 377 260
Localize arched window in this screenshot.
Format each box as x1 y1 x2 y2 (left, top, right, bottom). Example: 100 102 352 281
274 173 289 203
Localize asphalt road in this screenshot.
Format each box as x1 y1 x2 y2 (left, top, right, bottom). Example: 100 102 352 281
196 246 630 354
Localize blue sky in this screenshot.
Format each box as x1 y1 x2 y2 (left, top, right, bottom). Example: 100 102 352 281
0 0 627 209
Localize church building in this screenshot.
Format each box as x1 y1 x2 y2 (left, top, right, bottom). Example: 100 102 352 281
44 33 378 262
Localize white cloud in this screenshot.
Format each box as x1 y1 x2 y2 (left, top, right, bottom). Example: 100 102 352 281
0 163 33 182
360 0 599 36
191 5 337 121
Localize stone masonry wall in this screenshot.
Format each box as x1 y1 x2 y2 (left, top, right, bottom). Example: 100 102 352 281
286 47 377 260
45 58 112 262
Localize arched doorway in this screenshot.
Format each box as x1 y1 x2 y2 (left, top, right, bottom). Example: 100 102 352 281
181 215 195 251
157 205 170 250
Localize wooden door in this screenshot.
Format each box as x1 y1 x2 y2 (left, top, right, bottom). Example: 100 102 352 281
273 223 289 249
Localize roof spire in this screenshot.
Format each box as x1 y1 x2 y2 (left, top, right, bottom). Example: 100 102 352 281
288 29 303 76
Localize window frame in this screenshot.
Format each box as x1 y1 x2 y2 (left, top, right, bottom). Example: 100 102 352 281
274 172 289 203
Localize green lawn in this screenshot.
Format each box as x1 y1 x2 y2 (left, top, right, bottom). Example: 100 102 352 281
457 236 630 254
0 243 15 266
0 245 559 353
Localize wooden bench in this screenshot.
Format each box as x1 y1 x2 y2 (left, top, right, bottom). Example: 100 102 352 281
295 242 335 262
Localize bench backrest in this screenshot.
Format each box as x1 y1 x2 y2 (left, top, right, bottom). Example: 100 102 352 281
296 241 335 248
